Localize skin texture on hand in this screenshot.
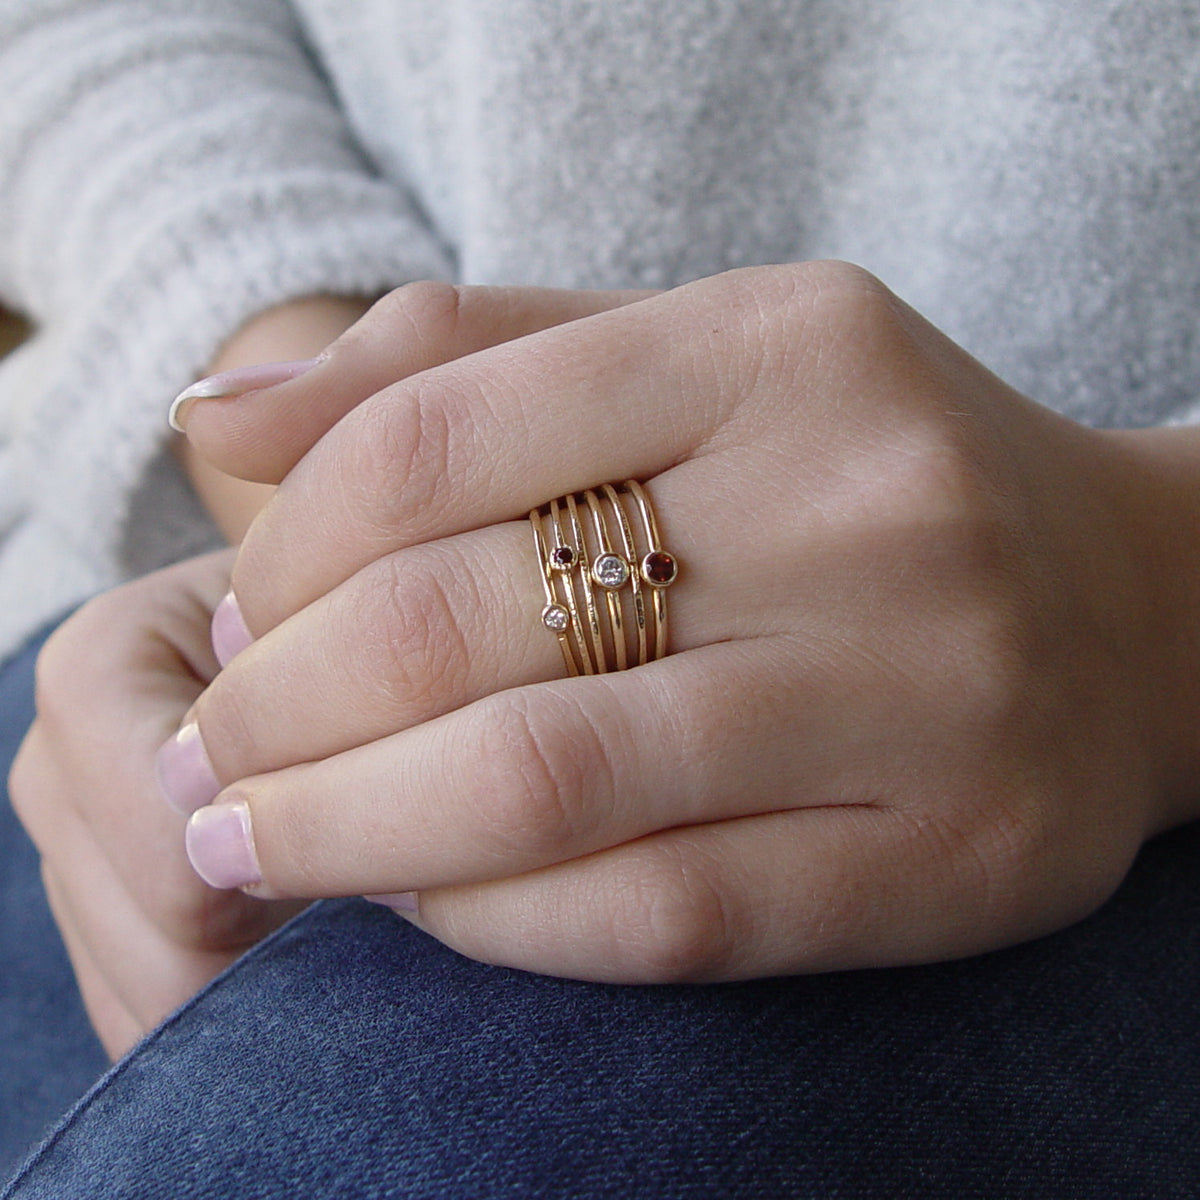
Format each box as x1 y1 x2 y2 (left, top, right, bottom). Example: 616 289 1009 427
172 264 1200 984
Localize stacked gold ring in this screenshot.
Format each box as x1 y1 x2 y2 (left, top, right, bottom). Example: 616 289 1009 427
530 480 679 676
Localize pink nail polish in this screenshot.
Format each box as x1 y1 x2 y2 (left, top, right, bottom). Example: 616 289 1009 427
168 356 323 432
155 723 220 815
211 592 253 668
185 801 261 890
364 892 420 914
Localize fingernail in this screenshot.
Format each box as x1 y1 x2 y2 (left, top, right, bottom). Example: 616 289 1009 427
185 801 261 890
211 592 253 668
155 723 220 815
168 356 323 432
364 892 420 914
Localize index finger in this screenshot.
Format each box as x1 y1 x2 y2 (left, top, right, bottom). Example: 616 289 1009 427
230 265 816 634
180 282 654 485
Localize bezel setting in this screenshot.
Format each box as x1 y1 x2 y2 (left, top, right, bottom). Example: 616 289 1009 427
641 550 678 587
592 552 631 590
541 603 571 632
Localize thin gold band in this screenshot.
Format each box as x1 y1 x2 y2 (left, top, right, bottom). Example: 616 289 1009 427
529 480 678 675
530 504 578 677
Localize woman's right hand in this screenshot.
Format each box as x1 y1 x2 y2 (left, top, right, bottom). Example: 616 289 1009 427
8 551 304 1061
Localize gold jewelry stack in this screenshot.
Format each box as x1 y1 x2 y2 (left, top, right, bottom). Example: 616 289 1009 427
529 480 679 676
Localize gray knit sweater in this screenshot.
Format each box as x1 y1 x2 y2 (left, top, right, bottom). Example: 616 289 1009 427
1 0 1198 659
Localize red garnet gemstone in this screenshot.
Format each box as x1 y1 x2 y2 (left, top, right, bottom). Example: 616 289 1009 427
642 550 678 587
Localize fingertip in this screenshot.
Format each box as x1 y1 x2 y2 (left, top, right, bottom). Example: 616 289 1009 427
155 723 220 816
185 800 262 890
168 358 324 433
211 592 254 667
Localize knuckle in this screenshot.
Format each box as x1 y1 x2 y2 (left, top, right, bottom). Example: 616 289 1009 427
885 423 1007 560
362 280 465 349
772 261 902 397
795 259 895 329
843 393 1019 586
32 599 113 728
721 259 893 339
467 695 608 867
607 841 735 983
882 437 1036 731
708 259 886 313
690 262 896 421
349 371 470 542
944 583 1033 731
356 551 474 721
933 801 1051 934
7 734 40 830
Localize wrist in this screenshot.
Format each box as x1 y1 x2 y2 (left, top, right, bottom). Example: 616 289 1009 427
1097 424 1200 832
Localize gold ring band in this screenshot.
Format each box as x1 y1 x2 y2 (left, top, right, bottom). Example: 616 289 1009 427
529 480 679 675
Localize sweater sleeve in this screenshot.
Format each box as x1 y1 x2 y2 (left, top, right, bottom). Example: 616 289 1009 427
0 0 452 656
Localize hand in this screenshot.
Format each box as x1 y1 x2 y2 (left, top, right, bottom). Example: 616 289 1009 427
9 552 304 1059
170 264 1195 982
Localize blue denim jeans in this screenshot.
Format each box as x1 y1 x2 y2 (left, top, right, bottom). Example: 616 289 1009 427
3 621 1200 1198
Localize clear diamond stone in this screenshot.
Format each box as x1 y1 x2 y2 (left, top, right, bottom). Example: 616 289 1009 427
592 553 630 590
542 604 570 632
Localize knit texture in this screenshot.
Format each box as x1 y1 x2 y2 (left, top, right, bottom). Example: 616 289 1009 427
1 0 1197 658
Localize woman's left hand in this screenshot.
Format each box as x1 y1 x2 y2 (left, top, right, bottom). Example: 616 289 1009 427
10 551 306 1059
165 264 1200 982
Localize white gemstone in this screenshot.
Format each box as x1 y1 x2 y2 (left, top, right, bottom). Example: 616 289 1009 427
542 604 570 632
592 553 630 590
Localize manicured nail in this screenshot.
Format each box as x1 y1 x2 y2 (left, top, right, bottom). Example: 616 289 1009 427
155 723 220 815
168 356 323 432
185 801 261 890
211 592 253 668
364 892 420 914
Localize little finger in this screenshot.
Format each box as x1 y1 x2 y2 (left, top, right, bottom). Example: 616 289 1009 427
396 805 1082 983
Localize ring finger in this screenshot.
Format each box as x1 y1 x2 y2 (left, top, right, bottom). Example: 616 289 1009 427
179 459 795 798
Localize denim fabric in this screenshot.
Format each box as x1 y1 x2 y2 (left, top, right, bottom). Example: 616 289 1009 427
2 625 1200 1198
0 624 107 1181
